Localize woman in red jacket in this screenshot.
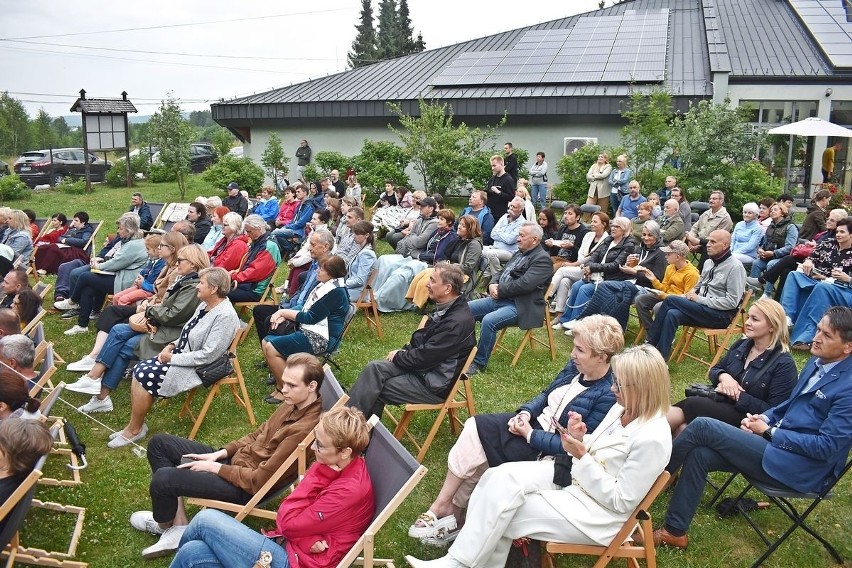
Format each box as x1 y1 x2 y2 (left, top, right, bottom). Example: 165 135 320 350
208 212 249 272
169 406 375 568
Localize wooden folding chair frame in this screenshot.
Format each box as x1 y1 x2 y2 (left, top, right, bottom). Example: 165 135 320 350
492 285 556 368
29 342 57 398
188 368 350 521
179 325 256 440
672 289 753 368
542 471 671 568
348 267 383 339
21 307 48 337
232 258 273 342
32 281 52 301
384 344 478 463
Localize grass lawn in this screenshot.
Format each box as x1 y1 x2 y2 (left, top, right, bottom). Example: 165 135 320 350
6 179 848 568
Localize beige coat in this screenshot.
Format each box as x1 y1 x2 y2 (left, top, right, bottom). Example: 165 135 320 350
587 163 613 199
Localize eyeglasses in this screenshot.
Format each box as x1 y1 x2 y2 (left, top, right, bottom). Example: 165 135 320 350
176 257 189 263
612 376 630 392
311 435 338 453
157 244 172 249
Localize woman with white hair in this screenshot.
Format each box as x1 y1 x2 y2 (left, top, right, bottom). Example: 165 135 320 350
730 202 763 266
226 214 281 303
2 210 33 264
208 212 248 272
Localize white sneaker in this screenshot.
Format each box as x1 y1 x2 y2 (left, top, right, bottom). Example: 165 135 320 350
66 375 102 395
141 525 186 559
64 325 89 336
67 355 97 372
561 320 576 330
78 395 112 413
564 329 573 336
130 511 164 535
551 322 564 329
54 298 79 310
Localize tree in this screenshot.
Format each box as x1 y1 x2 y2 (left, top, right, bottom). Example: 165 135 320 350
389 98 506 195
376 0 399 60
31 109 56 150
349 0 378 68
210 127 236 158
148 94 194 198
0 92 31 156
396 0 422 55
261 133 290 184
620 89 674 189
351 139 411 196
554 142 623 203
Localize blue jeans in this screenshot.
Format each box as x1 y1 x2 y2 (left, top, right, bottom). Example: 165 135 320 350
531 183 547 210
790 282 852 344
558 281 596 323
609 193 621 217
779 271 818 322
646 295 734 360
468 297 519 367
271 228 302 254
751 257 781 296
55 260 87 299
664 417 788 533
172 509 289 568
97 323 143 391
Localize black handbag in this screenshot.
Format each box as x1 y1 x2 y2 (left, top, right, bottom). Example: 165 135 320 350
196 352 235 387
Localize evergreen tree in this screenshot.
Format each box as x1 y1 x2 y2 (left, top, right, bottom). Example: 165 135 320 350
349 0 378 68
376 0 399 60
31 109 56 149
413 31 426 52
397 0 415 55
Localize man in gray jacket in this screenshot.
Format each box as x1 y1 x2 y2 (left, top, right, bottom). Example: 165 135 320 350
647 229 746 360
394 197 438 258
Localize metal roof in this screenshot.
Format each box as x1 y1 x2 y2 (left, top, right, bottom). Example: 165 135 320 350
70 98 137 114
212 0 847 123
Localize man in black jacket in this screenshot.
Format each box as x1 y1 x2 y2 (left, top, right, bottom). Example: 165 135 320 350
129 193 154 231
223 182 248 218
466 222 553 375
347 264 476 419
485 154 516 222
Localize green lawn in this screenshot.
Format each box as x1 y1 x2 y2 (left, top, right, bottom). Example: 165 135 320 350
7 179 848 568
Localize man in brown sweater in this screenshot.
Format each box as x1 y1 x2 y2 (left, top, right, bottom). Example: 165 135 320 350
129 353 325 559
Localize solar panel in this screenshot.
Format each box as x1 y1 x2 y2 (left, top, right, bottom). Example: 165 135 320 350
788 0 852 69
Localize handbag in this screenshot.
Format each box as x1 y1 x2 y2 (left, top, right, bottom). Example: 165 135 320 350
196 352 235 387
129 312 149 333
790 242 814 260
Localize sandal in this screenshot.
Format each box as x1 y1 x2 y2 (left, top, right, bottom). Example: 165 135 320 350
408 511 457 539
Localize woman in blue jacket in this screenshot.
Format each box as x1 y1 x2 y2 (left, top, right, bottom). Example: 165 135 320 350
407 315 622 545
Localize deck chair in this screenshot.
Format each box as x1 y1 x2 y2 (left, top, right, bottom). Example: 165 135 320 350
542 471 670 568
37 384 86 488
29 341 57 397
0 423 88 568
384 333 478 462
348 267 383 339
708 458 851 567
320 303 357 372
672 289 753 368
464 255 491 300
146 202 166 230
83 220 103 258
233 277 274 344
335 419 428 568
179 324 256 440
492 285 557 367
187 365 349 521
21 306 48 337
155 203 191 231
33 281 52 300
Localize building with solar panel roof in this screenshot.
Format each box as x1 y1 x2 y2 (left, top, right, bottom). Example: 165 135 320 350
213 0 852 192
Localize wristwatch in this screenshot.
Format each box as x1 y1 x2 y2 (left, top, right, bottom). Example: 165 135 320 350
762 427 776 442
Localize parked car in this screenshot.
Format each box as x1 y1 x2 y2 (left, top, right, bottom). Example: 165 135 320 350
13 148 112 187
228 146 244 158
149 143 217 173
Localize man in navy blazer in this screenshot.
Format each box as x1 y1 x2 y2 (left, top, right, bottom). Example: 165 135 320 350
654 306 852 549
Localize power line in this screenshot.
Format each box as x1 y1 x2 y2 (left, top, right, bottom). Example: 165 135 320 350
0 7 352 40
4 91 212 103
0 39 340 62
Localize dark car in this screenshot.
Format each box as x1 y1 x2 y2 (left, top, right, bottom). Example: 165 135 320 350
190 143 217 173
13 148 112 187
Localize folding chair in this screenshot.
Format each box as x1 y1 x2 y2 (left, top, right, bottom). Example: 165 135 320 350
465 255 491 300
187 366 349 521
83 220 103 258
179 325 256 440
348 267 383 339
709 458 851 567
37 384 87 488
492 285 557 368
0 423 88 568
21 306 48 337
335 419 428 568
232 255 273 342
672 289 753 368
33 281 52 300
320 303 357 372
146 202 166 230
542 471 670 568
384 342 478 463
29 341 57 397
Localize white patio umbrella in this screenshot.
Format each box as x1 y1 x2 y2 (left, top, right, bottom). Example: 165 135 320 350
767 118 852 194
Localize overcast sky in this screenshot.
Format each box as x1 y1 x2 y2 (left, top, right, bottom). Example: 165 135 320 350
0 0 604 119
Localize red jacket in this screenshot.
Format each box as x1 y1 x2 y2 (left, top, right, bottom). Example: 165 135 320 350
270 457 374 568
209 234 249 272
35 225 68 245
277 201 299 227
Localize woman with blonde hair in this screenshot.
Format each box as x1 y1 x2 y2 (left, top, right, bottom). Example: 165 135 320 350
2 210 34 264
515 182 535 222
607 154 632 216
586 152 612 213
406 344 671 568
667 298 797 437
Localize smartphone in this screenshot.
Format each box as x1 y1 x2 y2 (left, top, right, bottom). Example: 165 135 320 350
550 417 568 435
180 456 196 465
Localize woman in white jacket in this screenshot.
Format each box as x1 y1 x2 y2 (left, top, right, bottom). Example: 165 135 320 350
406 344 672 568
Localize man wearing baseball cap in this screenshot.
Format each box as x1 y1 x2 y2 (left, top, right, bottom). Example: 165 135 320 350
394 197 439 258
634 240 700 333
223 182 248 218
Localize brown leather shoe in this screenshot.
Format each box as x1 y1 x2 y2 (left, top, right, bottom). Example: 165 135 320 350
652 527 688 549
791 342 812 352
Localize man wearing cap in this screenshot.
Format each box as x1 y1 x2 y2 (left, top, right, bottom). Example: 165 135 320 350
633 240 700 333
223 182 248 218
395 198 439 258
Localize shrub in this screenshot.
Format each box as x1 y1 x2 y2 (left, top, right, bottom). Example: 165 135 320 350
313 151 350 175
301 164 323 185
55 178 87 195
351 139 410 199
0 174 30 202
149 163 177 183
553 143 624 203
201 154 264 193
511 147 530 181
105 155 149 187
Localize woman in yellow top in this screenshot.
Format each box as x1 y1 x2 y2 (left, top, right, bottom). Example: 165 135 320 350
633 239 700 334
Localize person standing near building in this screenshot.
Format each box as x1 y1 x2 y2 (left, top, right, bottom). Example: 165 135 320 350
528 152 548 210
294 139 311 182
503 143 518 182
485 155 516 222
822 142 841 183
